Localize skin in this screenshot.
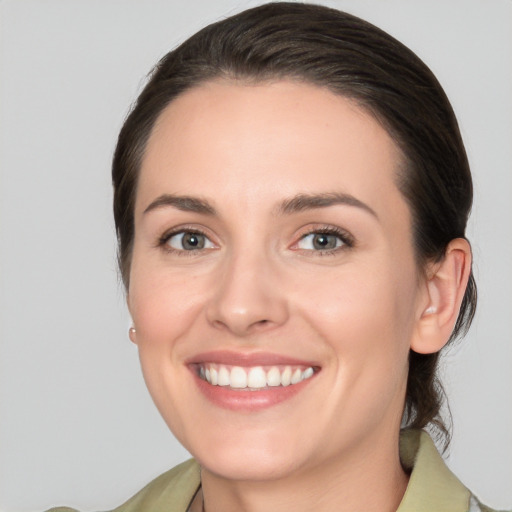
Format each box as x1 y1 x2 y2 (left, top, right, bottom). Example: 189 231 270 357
127 80 470 512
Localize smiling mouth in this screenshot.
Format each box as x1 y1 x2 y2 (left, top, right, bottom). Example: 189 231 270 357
195 363 317 390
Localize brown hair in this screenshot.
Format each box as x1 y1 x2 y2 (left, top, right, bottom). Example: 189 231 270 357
112 2 476 445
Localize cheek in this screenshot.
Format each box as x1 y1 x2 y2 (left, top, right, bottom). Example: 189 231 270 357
127 256 207 359
127 260 206 433
292 259 418 377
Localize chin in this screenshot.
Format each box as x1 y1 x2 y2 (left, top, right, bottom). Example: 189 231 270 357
178 418 312 482
196 445 306 482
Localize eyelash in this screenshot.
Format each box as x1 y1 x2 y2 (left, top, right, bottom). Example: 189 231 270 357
294 226 355 256
157 227 215 257
157 225 355 257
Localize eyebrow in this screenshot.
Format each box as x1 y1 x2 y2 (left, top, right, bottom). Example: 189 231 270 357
143 191 377 219
143 194 216 215
277 192 378 218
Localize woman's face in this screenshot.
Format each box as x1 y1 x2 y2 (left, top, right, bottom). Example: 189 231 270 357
128 80 428 480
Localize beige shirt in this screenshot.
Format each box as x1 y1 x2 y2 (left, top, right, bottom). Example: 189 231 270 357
48 430 503 512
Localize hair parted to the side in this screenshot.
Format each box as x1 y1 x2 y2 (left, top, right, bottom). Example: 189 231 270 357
112 2 476 447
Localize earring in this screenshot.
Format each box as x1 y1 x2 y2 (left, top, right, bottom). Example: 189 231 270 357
424 306 437 315
128 326 137 342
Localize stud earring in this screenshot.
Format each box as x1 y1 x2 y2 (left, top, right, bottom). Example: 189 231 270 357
424 306 437 315
128 327 137 342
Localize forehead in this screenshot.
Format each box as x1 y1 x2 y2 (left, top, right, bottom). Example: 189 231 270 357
138 80 408 225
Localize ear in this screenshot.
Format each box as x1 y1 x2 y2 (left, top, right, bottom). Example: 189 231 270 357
411 238 472 354
126 294 138 345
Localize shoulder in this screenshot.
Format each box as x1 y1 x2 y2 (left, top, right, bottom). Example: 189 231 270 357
45 459 201 512
398 430 509 512
111 458 200 512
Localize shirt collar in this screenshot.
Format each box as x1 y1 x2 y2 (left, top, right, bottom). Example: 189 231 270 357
397 429 470 512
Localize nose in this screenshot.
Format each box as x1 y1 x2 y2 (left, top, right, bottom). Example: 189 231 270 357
205 251 289 337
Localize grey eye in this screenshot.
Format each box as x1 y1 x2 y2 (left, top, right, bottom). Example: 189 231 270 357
297 233 344 251
167 232 214 250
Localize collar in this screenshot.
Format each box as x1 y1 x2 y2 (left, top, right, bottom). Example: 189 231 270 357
397 429 470 512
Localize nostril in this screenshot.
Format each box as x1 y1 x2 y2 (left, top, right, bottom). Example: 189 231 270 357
252 319 271 330
212 320 227 330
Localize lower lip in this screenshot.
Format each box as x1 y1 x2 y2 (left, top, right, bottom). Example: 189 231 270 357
191 370 317 412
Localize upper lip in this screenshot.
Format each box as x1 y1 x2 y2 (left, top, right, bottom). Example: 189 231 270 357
186 350 319 368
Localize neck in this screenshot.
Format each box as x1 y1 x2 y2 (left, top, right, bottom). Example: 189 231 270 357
196 429 409 512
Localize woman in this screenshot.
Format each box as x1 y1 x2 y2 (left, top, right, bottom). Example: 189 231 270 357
48 2 507 512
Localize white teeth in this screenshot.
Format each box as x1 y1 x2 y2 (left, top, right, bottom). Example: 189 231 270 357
303 367 314 380
247 367 267 388
281 366 292 386
218 366 230 386
291 368 302 384
199 363 316 389
230 366 247 388
266 366 281 387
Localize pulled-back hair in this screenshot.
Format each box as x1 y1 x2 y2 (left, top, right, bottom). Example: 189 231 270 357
112 2 476 445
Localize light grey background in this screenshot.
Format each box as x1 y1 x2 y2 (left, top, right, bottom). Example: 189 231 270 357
1 0 511 511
